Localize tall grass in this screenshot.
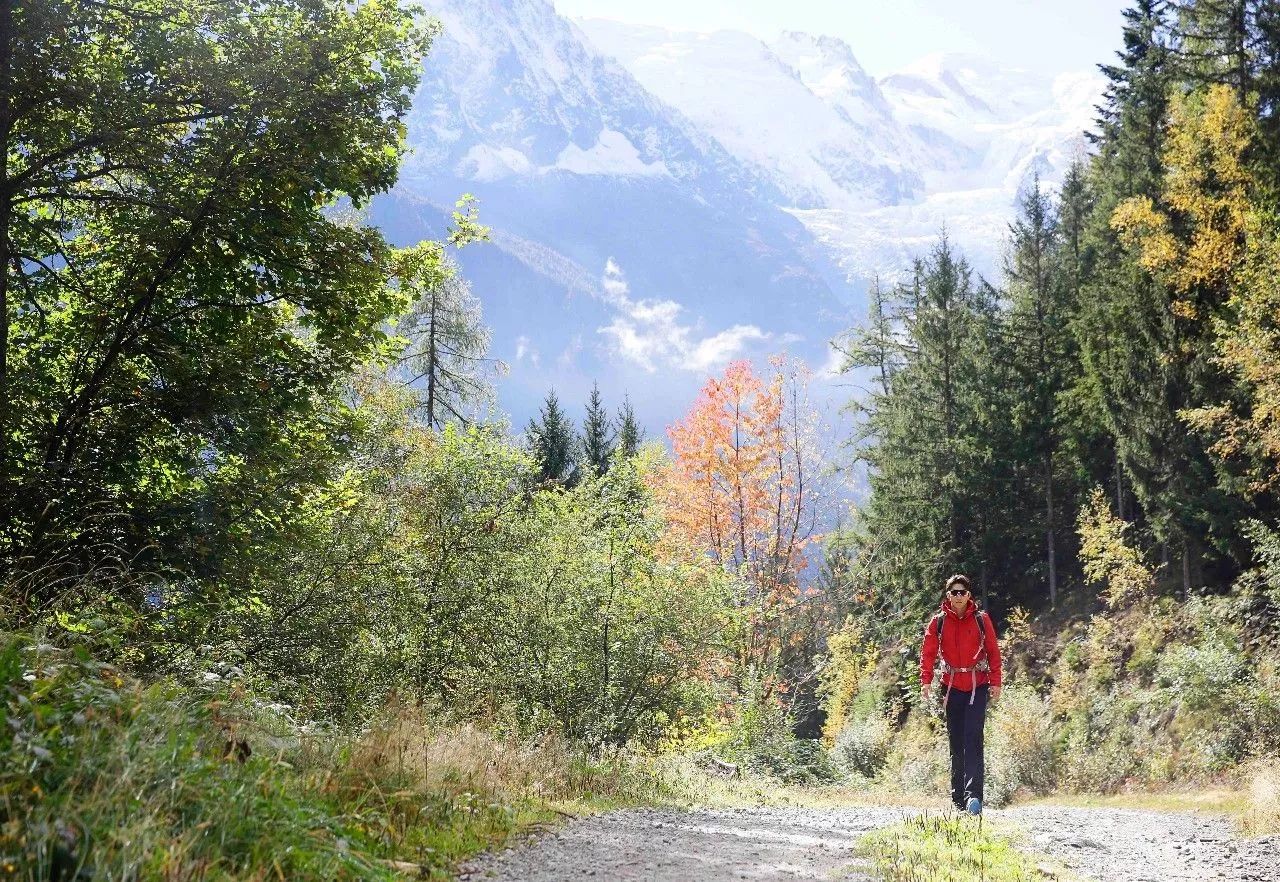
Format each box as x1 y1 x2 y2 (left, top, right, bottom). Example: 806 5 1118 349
0 632 735 881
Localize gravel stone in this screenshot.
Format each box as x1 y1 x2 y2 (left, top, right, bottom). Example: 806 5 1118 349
457 806 911 881
455 803 1280 881
1002 805 1280 882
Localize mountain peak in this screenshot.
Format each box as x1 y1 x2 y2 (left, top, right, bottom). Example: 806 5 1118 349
775 30 865 73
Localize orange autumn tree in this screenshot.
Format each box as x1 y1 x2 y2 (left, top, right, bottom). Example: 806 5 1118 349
654 356 820 697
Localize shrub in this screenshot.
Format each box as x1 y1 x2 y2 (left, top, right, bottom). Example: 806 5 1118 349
1 633 411 880
1077 487 1156 607
0 632 720 881
985 686 1057 805
819 621 879 745
883 718 950 795
833 713 893 779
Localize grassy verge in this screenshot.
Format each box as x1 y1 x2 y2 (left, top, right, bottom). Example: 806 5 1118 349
855 814 1075 880
0 632 774 881
1018 762 1280 834
856 813 1074 882
1019 788 1250 814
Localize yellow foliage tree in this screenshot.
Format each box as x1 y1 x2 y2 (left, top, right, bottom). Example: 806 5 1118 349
1111 84 1253 308
1078 487 1156 608
1112 83 1280 494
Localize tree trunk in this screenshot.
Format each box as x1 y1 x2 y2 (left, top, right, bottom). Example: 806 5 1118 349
1181 535 1192 599
1046 453 1057 607
0 0 12 477
1114 449 1125 521
425 292 438 428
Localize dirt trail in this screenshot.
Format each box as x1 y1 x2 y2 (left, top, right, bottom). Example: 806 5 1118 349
1002 805 1280 882
457 804 1280 882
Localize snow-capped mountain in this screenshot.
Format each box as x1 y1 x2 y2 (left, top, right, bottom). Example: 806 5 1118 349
577 21 923 211
375 0 855 431
577 21 1103 279
372 0 1104 429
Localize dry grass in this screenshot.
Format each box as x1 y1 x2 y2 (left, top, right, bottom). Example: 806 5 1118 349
1242 758 1280 834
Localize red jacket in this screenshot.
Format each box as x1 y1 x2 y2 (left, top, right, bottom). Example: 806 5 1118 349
920 598 1002 690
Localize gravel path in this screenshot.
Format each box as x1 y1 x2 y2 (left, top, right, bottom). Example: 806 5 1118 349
456 803 1280 882
456 806 908 881
1002 805 1280 882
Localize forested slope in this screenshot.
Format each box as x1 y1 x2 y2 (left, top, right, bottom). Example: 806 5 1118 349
823 0 1280 814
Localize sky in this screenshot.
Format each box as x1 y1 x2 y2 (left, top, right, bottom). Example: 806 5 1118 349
554 0 1129 79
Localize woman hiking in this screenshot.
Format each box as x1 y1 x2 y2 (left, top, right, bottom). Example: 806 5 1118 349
919 574 1002 815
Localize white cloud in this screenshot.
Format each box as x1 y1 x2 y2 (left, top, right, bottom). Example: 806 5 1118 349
683 325 769 373
514 334 541 368
595 259 770 373
557 334 583 369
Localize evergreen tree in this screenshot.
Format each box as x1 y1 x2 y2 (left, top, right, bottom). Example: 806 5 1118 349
1169 1 1280 164
836 276 899 402
581 383 616 475
1075 0 1225 593
615 396 644 461
527 390 580 486
844 238 1014 612
395 251 503 429
1004 176 1075 605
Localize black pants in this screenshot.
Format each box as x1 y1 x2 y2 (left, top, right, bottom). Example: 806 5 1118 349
944 683 988 807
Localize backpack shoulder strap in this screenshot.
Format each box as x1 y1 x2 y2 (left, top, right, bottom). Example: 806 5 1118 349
932 611 945 641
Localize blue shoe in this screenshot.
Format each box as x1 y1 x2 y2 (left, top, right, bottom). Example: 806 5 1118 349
966 797 982 815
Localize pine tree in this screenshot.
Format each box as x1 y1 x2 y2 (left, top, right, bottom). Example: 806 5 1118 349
1075 0 1219 593
845 238 1015 611
581 383 616 475
1059 160 1128 520
1004 176 1090 606
615 396 644 461
527 390 580 486
1169 1 1280 164
836 276 899 401
395 251 504 429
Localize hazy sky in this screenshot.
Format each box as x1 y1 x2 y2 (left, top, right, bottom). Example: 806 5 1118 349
555 0 1129 78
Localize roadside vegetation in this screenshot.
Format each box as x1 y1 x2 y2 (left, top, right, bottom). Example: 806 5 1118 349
857 814 1070 882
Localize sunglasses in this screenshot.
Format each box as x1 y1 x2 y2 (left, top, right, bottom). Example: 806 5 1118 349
947 588 970 596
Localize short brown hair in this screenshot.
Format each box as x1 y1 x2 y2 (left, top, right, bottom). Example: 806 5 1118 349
944 574 971 593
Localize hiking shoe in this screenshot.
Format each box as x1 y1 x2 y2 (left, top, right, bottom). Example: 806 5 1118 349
966 797 982 816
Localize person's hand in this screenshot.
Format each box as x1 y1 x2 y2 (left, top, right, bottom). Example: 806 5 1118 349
990 686 1002 705
920 684 932 707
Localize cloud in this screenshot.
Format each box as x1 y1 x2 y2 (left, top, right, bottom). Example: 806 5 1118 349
514 334 541 368
596 259 771 374
683 325 769 373
557 334 583 369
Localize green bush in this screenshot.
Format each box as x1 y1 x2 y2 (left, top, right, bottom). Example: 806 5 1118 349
1 633 412 880
985 686 1057 805
1156 640 1249 713
832 713 893 779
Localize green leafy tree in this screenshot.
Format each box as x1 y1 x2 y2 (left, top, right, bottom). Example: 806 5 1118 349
491 461 730 744
1 0 431 590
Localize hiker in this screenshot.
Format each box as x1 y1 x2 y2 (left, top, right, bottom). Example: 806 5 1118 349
919 574 1002 815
